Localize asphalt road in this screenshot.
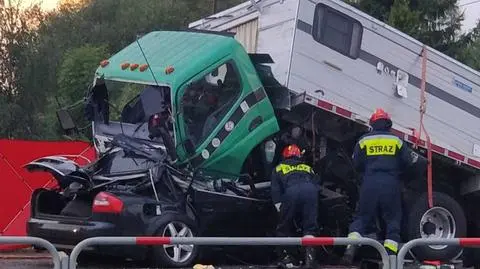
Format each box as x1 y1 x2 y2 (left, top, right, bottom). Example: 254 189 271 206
0 259 280 269
0 254 280 269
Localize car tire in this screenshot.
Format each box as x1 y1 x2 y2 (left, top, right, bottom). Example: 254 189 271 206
405 191 466 261
150 213 199 268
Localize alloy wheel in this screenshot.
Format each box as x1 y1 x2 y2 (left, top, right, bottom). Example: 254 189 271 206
162 221 195 263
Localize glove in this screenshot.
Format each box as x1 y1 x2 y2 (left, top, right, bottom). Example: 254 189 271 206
275 203 282 212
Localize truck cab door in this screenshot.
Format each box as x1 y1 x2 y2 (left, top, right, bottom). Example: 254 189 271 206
175 57 279 175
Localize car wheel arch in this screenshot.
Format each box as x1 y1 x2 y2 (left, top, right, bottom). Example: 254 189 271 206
145 206 198 236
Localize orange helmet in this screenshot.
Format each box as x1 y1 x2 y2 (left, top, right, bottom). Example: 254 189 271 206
282 144 302 159
369 108 391 125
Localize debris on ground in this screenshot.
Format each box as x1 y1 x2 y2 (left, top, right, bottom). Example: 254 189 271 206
193 264 215 269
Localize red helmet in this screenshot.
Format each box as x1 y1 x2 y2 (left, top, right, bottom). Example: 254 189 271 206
282 144 302 159
369 108 391 125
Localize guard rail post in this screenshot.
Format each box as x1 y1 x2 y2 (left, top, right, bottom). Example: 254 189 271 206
69 236 390 269
0 236 62 269
397 238 480 269
59 251 69 269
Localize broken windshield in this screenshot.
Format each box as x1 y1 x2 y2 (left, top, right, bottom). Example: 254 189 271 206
85 80 171 124
120 85 171 124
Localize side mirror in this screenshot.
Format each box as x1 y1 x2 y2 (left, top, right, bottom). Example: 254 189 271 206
183 139 195 155
56 109 77 133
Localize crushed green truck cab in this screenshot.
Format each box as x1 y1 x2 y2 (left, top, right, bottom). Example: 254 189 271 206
92 31 280 174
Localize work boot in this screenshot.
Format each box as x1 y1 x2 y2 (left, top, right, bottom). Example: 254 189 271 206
277 250 300 269
383 239 399 256
278 254 301 269
341 245 357 265
341 232 361 265
304 247 316 269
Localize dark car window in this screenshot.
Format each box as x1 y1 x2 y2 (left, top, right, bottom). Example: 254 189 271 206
181 62 241 147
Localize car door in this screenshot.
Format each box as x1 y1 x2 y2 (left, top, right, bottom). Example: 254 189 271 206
189 171 275 237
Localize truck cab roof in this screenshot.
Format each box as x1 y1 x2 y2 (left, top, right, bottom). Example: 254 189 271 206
95 30 242 89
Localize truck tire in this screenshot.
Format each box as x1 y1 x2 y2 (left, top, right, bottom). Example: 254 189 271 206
406 191 466 261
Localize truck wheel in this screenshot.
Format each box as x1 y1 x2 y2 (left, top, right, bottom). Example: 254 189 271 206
150 213 199 268
406 192 466 261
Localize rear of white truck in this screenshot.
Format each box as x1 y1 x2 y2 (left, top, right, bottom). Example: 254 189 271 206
190 0 480 266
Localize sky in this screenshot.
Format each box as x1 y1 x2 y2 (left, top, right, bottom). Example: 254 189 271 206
459 0 480 32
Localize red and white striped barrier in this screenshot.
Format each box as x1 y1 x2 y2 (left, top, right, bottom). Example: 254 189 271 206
0 236 63 269
69 236 390 269
397 238 480 269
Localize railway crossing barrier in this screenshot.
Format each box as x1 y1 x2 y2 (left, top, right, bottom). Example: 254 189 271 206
0 236 63 269
397 238 480 269
5 236 480 269
69 236 390 269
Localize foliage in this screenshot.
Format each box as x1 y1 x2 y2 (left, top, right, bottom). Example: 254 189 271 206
386 0 421 37
346 0 470 59
0 1 46 138
458 20 480 70
57 45 110 105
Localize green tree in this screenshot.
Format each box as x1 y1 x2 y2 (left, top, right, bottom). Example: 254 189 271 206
2 0 268 139
57 44 110 104
458 21 480 70
0 0 47 139
387 0 421 37
345 0 469 59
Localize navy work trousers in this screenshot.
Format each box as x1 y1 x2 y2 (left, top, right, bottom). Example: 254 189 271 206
276 182 320 237
349 173 402 243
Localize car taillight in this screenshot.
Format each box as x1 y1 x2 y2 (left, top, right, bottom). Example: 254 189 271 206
92 192 124 214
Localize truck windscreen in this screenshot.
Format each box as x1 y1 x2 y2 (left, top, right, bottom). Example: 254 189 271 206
120 85 171 124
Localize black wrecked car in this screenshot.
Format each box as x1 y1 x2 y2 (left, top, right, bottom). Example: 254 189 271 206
25 85 280 268
26 135 282 267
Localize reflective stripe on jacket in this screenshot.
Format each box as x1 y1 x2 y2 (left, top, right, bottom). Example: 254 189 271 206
353 131 411 177
270 157 320 204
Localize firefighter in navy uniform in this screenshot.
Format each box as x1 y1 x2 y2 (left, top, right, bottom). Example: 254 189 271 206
342 108 413 264
271 144 321 269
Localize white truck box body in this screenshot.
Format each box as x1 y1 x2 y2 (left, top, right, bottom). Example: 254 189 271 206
189 0 480 172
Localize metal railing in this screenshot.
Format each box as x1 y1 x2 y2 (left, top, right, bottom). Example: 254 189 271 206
12 235 480 269
0 236 62 269
69 236 390 269
397 238 480 269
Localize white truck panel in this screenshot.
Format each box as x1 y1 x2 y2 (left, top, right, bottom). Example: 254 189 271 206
256 0 298 86
289 0 480 161
189 0 480 168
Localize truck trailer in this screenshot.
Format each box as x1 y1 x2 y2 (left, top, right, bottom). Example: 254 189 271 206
188 0 480 264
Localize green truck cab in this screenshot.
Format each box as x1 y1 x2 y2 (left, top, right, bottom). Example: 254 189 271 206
87 31 281 176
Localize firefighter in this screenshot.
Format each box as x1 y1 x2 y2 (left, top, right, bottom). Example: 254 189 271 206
271 144 321 269
342 108 412 264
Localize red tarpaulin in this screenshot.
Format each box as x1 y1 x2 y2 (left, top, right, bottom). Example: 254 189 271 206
0 139 96 251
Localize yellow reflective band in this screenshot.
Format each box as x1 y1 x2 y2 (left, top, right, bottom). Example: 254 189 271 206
275 163 312 175
348 232 361 239
384 240 398 253
359 135 403 156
